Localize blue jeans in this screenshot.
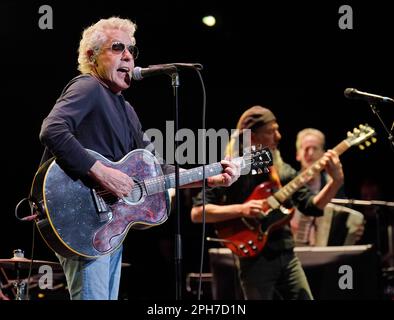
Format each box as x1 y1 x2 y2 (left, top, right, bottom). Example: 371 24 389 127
57 246 123 300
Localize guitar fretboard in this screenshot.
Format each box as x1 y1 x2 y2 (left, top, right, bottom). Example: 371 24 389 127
274 140 350 203
143 157 243 195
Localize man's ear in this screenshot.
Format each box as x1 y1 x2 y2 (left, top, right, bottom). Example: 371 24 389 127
87 49 95 62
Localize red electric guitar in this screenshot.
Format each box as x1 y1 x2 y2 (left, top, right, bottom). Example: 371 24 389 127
215 124 376 258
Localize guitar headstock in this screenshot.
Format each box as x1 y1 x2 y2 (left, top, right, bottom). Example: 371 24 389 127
346 124 377 150
243 144 273 175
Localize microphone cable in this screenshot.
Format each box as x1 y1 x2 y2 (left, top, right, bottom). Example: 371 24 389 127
195 68 207 301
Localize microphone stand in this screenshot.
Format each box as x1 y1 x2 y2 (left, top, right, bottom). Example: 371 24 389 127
13 263 26 300
171 72 183 300
155 63 202 300
368 102 394 152
12 249 27 300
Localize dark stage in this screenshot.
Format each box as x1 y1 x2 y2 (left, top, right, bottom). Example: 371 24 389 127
1 1 393 301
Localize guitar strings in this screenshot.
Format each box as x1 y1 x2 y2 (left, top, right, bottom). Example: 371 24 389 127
94 154 256 199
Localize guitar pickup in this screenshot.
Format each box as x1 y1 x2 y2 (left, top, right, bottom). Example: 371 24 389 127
241 217 256 230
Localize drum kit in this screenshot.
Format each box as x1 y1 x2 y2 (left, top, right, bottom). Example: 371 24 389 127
0 249 132 300
0 249 63 300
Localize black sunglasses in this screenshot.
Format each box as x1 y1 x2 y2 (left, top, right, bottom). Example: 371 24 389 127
105 41 139 59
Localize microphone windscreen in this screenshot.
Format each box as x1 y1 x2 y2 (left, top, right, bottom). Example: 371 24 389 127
344 88 356 98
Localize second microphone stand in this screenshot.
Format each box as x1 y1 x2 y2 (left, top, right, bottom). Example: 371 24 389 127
368 102 394 152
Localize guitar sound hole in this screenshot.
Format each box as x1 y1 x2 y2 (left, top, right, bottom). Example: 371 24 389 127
124 180 143 203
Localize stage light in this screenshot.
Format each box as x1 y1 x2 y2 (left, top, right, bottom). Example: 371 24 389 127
202 15 216 27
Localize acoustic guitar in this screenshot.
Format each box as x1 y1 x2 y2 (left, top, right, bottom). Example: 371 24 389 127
30 146 272 258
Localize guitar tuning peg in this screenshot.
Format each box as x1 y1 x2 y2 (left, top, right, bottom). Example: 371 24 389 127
371 137 377 143
359 124 365 130
353 128 360 134
359 145 365 150
365 141 371 147
347 131 353 137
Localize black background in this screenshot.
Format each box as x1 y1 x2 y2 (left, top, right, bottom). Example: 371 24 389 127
0 1 393 300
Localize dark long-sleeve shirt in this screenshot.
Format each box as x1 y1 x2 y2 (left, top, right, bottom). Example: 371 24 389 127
40 74 174 177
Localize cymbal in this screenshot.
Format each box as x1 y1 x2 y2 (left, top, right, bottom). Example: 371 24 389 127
0 257 62 271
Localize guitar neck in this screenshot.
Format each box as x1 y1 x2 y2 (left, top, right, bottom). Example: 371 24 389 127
274 140 350 203
144 157 244 195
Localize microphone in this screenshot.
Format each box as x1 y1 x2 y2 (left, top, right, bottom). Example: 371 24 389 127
344 88 394 104
132 63 203 80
